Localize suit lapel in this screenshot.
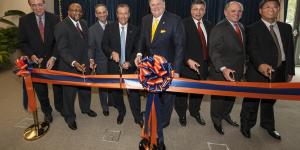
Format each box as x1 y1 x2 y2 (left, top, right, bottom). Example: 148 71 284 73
277 23 286 53
126 24 132 52
152 12 166 43
114 23 121 53
224 20 243 49
30 13 43 44
44 13 50 44
79 20 88 39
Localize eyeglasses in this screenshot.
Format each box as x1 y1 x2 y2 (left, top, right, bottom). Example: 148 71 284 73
30 3 44 8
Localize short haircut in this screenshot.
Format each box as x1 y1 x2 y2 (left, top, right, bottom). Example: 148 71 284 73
28 0 45 4
149 0 165 4
116 3 130 13
259 0 280 8
68 2 81 10
224 1 244 11
191 0 206 7
95 4 107 10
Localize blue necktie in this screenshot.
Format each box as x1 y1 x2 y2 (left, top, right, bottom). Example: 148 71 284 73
120 26 126 64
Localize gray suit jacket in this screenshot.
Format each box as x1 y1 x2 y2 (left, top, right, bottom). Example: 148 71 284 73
88 21 111 74
208 19 246 81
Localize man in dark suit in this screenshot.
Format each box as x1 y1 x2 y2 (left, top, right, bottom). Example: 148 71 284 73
135 0 184 148
209 1 246 135
175 0 213 127
88 4 111 117
54 2 97 130
240 0 295 140
18 0 62 123
102 4 143 127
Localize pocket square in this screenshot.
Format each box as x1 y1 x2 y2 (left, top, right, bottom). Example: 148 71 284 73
160 29 166 33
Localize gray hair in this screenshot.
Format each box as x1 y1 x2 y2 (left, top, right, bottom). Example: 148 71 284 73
224 1 244 11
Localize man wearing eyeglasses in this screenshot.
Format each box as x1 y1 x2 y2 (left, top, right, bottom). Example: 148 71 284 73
18 0 62 123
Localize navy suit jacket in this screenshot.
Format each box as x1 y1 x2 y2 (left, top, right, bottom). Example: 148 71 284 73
54 17 89 74
181 17 213 79
138 11 185 73
209 19 246 81
18 12 60 67
102 22 139 74
245 20 295 82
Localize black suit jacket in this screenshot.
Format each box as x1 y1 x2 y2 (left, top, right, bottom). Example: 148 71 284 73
54 17 89 74
102 22 139 74
209 19 246 81
18 12 60 67
245 20 295 82
181 17 213 79
137 11 185 73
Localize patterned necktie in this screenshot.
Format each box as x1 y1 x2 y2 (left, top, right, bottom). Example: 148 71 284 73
151 18 159 42
234 23 243 47
76 22 84 38
197 21 208 60
120 26 126 64
38 16 44 42
269 25 282 67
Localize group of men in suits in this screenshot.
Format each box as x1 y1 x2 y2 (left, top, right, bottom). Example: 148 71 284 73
18 0 295 149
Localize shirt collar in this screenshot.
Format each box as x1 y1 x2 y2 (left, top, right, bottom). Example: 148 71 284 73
119 22 128 29
261 18 277 28
69 16 80 26
35 14 45 21
153 13 163 22
193 18 203 25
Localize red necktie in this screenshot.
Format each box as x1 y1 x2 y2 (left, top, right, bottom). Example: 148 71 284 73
76 22 84 38
197 21 208 60
234 23 243 47
38 16 44 42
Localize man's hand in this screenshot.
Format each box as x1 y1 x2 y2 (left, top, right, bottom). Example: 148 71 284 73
121 62 131 70
222 68 236 82
287 75 293 82
89 59 97 70
46 57 56 70
134 55 142 67
258 64 273 79
111 51 119 63
187 59 200 72
74 61 86 72
31 55 43 64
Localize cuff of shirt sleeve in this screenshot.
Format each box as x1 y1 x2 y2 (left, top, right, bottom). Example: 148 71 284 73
220 66 226 72
71 61 76 67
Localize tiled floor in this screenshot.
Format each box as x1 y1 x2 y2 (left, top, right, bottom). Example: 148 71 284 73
0 68 299 150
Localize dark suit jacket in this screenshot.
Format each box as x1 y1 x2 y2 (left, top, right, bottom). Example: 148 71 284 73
102 22 139 74
137 11 185 73
209 19 246 81
245 20 295 82
181 17 213 79
18 12 60 67
88 21 111 74
54 17 89 74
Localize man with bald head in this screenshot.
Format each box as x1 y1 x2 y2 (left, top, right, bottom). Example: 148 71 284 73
208 1 246 135
18 0 62 123
240 0 295 140
55 2 97 130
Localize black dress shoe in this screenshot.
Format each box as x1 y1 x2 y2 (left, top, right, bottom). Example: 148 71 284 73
44 114 53 123
192 114 206 125
137 120 144 128
68 121 77 130
267 130 281 140
241 128 251 138
224 117 239 127
117 115 124 124
162 122 170 128
157 141 166 150
179 116 187 127
213 124 224 135
103 110 109 116
82 110 97 117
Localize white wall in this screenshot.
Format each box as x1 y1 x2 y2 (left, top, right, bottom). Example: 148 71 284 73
0 0 54 27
